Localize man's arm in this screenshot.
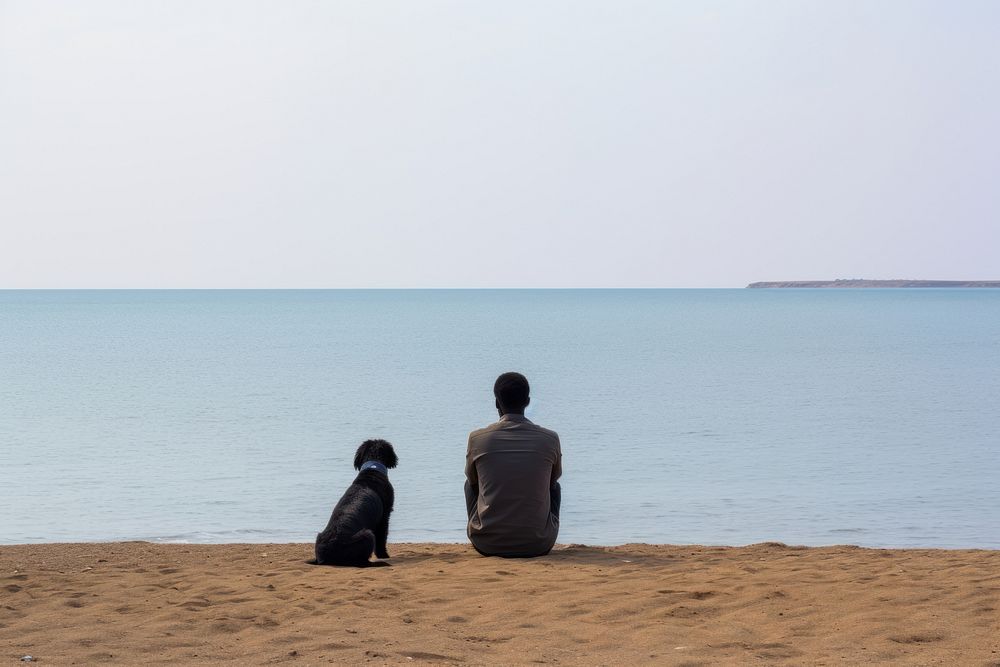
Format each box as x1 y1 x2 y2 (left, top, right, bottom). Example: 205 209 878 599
550 435 562 487
465 434 478 518
465 434 478 487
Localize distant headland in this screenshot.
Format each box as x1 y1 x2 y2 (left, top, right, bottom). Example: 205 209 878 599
747 279 1000 288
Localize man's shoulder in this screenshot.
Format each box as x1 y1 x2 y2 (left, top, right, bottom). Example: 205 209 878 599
526 422 560 442
468 422 502 443
468 419 560 445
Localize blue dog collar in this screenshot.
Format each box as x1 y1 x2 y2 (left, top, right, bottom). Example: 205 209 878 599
359 460 388 476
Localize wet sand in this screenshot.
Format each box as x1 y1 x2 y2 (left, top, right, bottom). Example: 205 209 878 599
2 542 998 665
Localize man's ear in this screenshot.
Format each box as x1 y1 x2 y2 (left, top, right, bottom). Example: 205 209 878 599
524 397 530 408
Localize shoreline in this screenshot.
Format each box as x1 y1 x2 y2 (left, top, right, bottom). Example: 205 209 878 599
3 542 998 665
6 538 999 551
4 539 1000 550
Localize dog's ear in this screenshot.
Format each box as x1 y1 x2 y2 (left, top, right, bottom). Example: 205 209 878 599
382 443 398 469
353 441 372 470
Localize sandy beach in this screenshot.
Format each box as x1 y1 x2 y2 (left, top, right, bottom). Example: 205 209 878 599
2 542 998 665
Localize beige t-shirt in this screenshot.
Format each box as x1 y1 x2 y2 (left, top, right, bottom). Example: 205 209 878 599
465 414 562 557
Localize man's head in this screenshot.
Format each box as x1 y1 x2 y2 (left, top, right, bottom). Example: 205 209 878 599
494 372 530 416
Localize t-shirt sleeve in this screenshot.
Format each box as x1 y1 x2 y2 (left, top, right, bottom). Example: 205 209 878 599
465 433 478 487
551 435 562 486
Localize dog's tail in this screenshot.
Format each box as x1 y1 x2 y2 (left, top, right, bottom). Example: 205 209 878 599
312 529 377 567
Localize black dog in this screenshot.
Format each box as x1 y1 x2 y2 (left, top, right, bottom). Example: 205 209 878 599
312 439 398 567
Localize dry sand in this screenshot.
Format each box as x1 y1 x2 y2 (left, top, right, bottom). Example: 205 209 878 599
2 542 998 665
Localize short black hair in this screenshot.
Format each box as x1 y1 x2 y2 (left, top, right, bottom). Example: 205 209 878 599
494 372 530 412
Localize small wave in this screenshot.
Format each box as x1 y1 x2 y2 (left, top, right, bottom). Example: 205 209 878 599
148 528 304 543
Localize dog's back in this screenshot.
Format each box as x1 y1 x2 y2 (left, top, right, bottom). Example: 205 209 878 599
315 484 384 566
313 439 397 567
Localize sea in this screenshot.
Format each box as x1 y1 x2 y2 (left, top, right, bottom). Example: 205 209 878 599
2 289 998 549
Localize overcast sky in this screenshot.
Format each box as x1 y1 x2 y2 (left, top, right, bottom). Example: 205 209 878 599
1 1 998 288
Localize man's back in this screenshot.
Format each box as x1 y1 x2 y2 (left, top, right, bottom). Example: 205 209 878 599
465 414 561 557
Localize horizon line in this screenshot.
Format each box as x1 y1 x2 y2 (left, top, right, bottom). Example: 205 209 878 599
0 286 751 291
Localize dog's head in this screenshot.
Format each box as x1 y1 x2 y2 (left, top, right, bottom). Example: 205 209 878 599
353 439 398 471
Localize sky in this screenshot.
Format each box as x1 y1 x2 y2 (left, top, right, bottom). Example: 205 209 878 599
1 1 998 288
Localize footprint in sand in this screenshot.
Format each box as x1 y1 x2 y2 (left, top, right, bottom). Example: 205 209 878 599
211 620 246 634
319 642 353 651
399 650 462 662
687 591 715 600
178 599 211 611
888 633 944 644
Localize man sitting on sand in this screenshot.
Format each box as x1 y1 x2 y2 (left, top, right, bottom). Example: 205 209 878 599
464 372 562 557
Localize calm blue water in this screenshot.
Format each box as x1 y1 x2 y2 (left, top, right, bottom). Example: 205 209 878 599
2 289 998 548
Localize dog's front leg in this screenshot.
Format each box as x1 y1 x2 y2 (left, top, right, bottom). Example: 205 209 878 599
375 516 390 559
